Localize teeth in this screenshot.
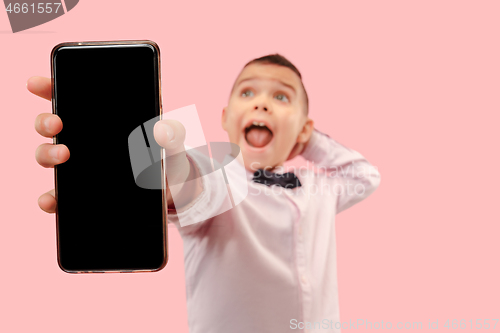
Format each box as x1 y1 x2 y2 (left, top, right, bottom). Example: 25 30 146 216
247 121 268 130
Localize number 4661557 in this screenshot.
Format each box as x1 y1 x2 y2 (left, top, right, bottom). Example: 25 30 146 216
444 319 498 329
6 3 62 14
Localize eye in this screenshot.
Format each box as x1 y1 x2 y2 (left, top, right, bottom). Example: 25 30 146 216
241 89 254 97
275 93 289 102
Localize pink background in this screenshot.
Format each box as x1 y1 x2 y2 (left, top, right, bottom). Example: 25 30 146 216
1 0 499 332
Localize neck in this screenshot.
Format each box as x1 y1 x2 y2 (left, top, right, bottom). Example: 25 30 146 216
229 151 284 173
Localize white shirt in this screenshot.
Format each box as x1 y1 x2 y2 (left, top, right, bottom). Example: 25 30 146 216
167 129 381 333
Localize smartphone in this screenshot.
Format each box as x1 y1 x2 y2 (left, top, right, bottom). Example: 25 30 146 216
50 40 167 273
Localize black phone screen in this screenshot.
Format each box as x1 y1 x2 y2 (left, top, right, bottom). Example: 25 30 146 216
51 41 166 273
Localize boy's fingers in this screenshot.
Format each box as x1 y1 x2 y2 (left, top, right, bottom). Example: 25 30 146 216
38 189 57 214
153 119 190 186
154 119 187 154
35 113 63 138
35 143 70 168
27 76 52 101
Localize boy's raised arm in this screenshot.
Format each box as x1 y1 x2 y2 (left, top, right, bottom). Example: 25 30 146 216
154 120 219 235
301 128 381 214
164 146 233 235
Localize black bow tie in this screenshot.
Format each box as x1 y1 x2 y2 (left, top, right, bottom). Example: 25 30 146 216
252 169 302 189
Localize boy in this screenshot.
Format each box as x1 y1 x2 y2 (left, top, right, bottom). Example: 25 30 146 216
31 54 381 333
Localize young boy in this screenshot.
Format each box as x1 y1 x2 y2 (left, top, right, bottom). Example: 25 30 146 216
31 54 381 333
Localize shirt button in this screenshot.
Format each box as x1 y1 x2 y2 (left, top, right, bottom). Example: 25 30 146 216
301 275 307 284
298 226 303 236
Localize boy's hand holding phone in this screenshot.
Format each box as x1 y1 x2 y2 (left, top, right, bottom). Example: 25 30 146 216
32 40 205 273
30 76 197 214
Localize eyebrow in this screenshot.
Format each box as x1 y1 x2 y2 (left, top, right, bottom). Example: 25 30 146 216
235 77 297 95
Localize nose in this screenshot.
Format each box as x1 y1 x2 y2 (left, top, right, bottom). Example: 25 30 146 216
253 96 271 113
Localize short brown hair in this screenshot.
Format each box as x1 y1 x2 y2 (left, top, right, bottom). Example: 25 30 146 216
234 54 309 114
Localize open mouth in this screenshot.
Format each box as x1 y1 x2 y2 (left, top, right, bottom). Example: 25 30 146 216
244 121 274 148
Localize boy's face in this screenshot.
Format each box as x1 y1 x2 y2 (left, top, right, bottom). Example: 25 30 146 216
222 63 313 172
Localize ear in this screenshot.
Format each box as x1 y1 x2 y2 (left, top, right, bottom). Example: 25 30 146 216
297 117 314 144
221 107 228 132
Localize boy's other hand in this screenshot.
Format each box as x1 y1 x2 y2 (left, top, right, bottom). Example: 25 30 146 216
29 76 70 214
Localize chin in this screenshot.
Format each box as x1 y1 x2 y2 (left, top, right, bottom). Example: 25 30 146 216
241 152 267 172
239 138 272 170
242 151 284 173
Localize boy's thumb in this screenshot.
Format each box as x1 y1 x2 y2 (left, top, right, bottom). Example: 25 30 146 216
154 119 191 189
153 119 186 154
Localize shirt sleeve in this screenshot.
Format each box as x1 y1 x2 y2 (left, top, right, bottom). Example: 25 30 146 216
167 147 232 235
301 128 381 214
